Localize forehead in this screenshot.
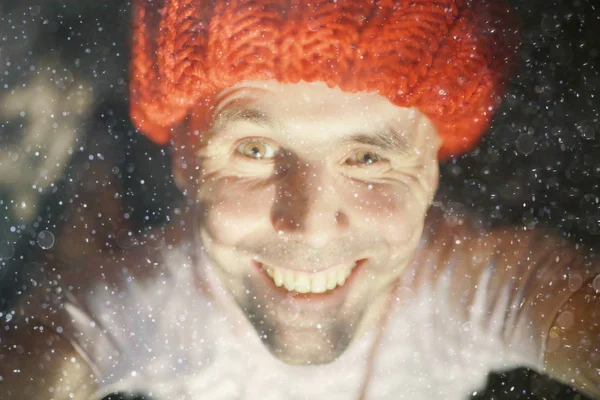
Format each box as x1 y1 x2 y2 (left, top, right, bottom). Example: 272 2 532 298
211 80 430 147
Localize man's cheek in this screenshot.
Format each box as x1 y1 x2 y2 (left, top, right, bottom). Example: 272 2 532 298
348 183 404 215
365 193 425 246
350 185 413 226
379 209 422 245
199 183 274 244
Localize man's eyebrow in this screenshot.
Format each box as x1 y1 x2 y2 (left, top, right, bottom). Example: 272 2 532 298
211 102 282 133
211 103 411 154
345 127 411 154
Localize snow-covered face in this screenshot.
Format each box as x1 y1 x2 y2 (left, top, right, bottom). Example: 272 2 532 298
177 80 441 365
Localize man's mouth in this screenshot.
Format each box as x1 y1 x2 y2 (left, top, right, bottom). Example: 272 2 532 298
257 260 363 294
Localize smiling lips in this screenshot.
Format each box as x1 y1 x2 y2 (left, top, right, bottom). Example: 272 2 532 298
260 261 360 294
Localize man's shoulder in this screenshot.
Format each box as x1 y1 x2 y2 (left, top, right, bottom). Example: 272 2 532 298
12 229 203 345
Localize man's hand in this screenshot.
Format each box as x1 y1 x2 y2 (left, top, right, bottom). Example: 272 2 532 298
417 207 600 397
544 277 600 398
0 317 97 399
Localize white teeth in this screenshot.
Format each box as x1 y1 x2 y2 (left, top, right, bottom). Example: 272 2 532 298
273 269 284 287
294 274 311 294
262 262 358 294
336 269 347 286
283 273 295 291
310 274 327 294
326 274 338 290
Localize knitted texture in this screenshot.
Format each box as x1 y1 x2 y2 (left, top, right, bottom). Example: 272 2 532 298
130 0 519 159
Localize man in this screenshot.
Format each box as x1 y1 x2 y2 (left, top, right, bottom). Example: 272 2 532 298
1 0 599 399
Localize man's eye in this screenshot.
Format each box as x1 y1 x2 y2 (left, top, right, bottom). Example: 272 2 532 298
236 139 277 160
346 151 385 166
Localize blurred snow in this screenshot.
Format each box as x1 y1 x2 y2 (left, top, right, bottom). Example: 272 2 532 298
0 0 134 305
0 0 597 399
1 67 92 221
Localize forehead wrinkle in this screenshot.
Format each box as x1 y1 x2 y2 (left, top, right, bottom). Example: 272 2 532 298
345 126 411 155
211 100 284 134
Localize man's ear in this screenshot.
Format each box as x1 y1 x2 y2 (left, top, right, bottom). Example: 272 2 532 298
170 126 200 195
171 144 191 193
171 106 214 195
424 133 442 204
427 157 440 203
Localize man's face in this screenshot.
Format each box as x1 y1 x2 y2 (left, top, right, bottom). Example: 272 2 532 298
179 80 440 365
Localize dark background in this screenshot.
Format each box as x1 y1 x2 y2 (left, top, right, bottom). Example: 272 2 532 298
0 0 598 399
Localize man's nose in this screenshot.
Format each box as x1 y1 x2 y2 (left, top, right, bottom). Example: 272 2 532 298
270 163 349 249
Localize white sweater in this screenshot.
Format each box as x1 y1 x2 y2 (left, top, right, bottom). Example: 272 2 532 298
64 254 544 398
26 211 585 399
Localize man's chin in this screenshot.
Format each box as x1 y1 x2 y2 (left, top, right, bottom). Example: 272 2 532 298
258 323 355 366
230 259 376 366
238 279 365 365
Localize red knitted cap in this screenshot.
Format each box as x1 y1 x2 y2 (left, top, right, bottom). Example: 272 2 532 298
130 0 519 159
